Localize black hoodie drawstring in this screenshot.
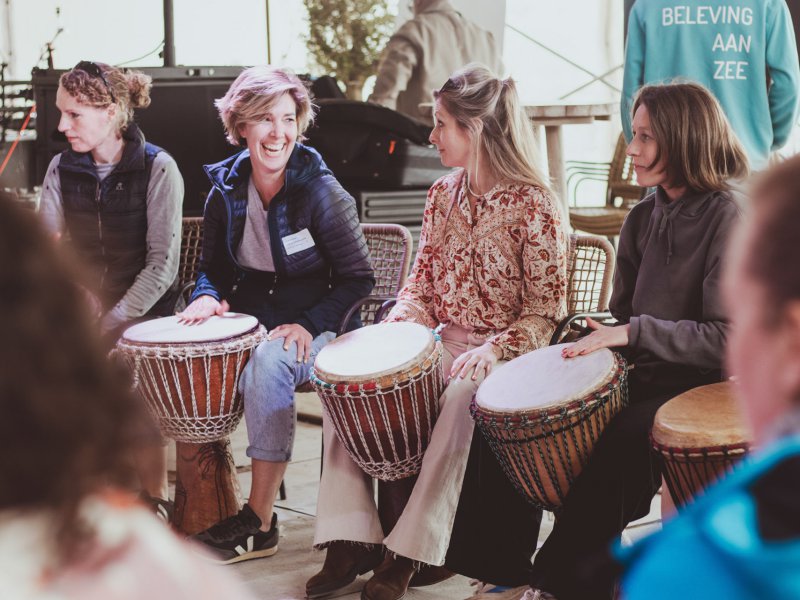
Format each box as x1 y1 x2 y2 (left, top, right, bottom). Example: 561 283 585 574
657 199 686 265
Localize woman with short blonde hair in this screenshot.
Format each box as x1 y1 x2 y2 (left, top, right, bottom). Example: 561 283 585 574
180 66 374 563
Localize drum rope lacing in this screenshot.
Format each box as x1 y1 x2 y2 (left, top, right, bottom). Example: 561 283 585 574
471 356 629 512
651 436 750 507
311 338 444 481
116 327 267 443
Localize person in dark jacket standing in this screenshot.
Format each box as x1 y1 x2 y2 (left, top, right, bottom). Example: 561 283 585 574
178 66 374 563
38 60 183 523
40 61 183 337
496 82 750 600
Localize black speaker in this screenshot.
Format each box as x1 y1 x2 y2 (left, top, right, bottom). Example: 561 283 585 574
304 99 448 195
32 66 244 215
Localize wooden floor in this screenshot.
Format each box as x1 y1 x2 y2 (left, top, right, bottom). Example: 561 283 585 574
169 393 662 600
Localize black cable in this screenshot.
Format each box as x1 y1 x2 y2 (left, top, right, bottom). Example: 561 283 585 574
115 41 165 67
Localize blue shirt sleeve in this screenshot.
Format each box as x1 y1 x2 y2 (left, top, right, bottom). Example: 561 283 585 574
621 3 646 142
766 0 800 149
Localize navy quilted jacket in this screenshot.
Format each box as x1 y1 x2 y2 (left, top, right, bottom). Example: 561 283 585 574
192 144 374 335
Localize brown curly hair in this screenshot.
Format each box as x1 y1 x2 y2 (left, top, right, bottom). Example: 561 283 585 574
0 193 155 562
59 62 153 132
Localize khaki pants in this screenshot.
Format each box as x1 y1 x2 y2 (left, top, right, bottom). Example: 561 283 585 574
313 324 506 566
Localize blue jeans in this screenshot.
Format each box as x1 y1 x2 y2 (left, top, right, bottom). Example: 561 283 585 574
238 331 336 462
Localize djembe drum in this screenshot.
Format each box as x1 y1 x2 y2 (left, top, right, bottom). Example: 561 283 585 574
116 313 266 534
471 344 629 511
311 322 444 481
651 381 750 508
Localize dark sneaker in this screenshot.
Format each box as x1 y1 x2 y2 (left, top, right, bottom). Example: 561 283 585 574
138 491 174 524
190 504 278 564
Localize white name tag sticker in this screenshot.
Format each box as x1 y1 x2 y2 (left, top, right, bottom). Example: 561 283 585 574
282 228 316 255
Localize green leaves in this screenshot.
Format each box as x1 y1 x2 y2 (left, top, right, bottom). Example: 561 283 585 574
303 0 395 84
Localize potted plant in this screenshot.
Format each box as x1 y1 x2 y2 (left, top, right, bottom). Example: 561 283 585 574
303 0 395 100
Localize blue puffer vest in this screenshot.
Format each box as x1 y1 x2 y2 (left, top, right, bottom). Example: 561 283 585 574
192 144 375 335
59 123 170 310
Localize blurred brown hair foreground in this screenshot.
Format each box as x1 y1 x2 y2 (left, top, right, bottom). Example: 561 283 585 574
0 194 154 560
745 154 800 322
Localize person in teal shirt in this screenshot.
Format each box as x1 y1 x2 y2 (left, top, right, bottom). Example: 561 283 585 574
622 0 800 168
620 154 800 598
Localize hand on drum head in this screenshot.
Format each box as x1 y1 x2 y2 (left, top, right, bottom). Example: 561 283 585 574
177 295 230 325
562 317 630 358
450 342 502 382
268 323 313 363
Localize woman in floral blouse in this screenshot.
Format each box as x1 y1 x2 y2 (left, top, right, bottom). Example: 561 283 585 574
308 64 568 600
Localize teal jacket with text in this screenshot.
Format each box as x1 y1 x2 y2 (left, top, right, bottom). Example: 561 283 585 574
622 0 800 168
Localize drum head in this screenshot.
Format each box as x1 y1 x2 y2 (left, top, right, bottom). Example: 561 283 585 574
314 322 435 382
652 382 749 447
476 344 617 412
120 313 259 344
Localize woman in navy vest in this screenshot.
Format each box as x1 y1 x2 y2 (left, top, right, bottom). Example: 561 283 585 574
178 66 374 564
39 60 184 522
39 61 184 338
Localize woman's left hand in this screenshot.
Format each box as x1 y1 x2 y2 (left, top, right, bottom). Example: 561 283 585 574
450 342 502 382
269 323 313 363
562 317 630 358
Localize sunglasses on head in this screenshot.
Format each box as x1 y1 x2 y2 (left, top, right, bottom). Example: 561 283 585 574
438 78 457 94
74 60 116 102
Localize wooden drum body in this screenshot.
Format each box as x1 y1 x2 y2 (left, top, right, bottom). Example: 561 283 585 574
311 322 444 481
652 381 750 508
116 314 266 534
472 344 629 512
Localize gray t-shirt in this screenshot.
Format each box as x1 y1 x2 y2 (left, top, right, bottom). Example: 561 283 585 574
94 161 117 182
236 176 276 272
39 151 184 332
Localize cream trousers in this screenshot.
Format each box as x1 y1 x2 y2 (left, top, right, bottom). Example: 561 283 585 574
313 324 506 566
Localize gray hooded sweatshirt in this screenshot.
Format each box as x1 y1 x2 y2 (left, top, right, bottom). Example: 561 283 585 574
610 187 741 384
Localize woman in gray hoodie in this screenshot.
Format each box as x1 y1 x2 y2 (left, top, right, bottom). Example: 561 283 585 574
513 82 751 600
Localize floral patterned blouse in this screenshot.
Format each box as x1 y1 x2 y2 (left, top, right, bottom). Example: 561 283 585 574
386 170 568 360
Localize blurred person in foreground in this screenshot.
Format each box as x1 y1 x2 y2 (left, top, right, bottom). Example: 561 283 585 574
0 194 256 600
619 154 800 599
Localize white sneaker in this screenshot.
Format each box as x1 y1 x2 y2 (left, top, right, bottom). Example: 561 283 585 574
522 588 558 600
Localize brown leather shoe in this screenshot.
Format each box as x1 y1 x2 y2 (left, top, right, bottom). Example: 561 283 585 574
306 542 383 599
361 555 416 600
409 564 454 587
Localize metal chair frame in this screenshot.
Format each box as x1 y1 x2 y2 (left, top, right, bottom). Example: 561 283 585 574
549 233 615 344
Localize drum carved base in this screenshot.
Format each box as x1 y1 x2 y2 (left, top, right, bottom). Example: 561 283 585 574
173 438 242 535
